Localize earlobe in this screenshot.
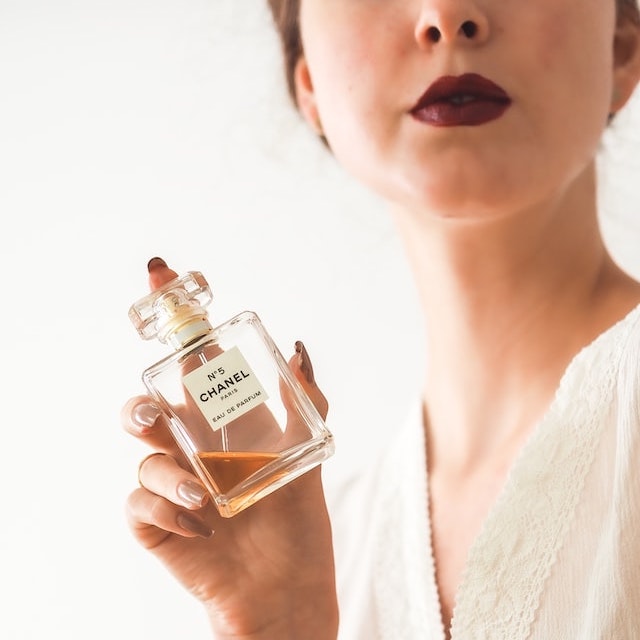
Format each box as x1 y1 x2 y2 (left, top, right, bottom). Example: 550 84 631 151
611 15 640 114
294 57 324 136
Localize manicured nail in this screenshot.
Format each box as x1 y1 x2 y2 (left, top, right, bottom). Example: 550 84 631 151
176 512 213 538
177 481 209 508
295 340 315 384
132 403 161 432
147 256 168 271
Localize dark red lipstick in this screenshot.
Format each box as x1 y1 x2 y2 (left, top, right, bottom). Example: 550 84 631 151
410 73 511 127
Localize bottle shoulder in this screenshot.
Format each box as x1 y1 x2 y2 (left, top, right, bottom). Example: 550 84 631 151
142 310 263 379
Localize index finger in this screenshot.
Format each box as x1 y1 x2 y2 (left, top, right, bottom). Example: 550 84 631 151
123 257 184 455
147 256 179 290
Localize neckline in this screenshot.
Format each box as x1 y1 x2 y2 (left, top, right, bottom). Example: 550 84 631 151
444 302 640 637
372 302 640 639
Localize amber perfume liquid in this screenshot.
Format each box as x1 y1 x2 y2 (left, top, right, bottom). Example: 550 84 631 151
195 451 281 494
129 271 334 517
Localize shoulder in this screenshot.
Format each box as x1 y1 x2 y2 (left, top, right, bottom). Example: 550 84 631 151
610 303 640 429
579 300 640 465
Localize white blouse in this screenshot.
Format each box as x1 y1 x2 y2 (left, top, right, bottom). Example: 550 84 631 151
327 305 640 639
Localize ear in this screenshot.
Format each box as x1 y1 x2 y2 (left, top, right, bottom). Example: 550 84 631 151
293 56 324 136
611 12 640 114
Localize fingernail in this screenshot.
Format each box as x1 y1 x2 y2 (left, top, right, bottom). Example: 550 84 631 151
295 340 315 384
132 403 161 432
176 512 213 538
147 256 168 271
177 481 209 508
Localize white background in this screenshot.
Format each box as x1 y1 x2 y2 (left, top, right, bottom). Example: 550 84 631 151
1 1 639 638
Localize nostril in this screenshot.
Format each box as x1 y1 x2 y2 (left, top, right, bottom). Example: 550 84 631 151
460 21 478 38
426 26 442 43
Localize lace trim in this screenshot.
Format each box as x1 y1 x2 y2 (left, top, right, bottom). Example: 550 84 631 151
372 306 640 640
451 307 639 639
374 401 444 640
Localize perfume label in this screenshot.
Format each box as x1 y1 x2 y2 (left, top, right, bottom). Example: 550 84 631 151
182 346 269 431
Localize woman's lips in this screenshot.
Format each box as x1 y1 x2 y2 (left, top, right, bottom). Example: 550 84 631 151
410 73 512 127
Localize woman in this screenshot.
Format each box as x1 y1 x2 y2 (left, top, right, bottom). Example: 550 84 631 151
121 0 640 637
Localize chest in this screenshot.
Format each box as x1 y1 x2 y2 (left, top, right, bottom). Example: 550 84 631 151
427 471 509 636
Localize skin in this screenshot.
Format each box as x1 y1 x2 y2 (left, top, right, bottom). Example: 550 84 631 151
123 0 640 637
293 0 640 634
123 263 337 639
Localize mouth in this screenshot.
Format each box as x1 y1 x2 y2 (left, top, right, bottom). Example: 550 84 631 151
410 73 512 127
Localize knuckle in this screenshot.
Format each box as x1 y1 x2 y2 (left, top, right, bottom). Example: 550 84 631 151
148 493 170 523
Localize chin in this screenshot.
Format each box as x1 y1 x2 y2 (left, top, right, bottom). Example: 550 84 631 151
335 138 532 220
381 168 521 221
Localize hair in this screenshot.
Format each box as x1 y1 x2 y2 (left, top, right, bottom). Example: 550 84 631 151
266 0 302 105
267 0 640 105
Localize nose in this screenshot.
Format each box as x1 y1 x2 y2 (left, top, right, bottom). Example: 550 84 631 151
415 1 491 48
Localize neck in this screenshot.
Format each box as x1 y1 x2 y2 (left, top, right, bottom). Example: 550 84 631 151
391 163 639 471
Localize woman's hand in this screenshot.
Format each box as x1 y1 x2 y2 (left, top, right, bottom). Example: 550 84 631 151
122 260 338 639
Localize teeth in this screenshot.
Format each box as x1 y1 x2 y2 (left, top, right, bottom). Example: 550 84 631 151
449 95 476 105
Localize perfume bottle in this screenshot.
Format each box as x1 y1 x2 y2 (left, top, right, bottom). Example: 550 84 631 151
129 269 335 517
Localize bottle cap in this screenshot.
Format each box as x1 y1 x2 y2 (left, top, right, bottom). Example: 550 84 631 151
128 271 213 348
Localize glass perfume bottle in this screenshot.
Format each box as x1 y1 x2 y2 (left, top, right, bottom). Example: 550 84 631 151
128 270 335 517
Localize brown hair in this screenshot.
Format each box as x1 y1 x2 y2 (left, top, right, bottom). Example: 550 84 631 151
267 0 640 104
266 0 302 104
